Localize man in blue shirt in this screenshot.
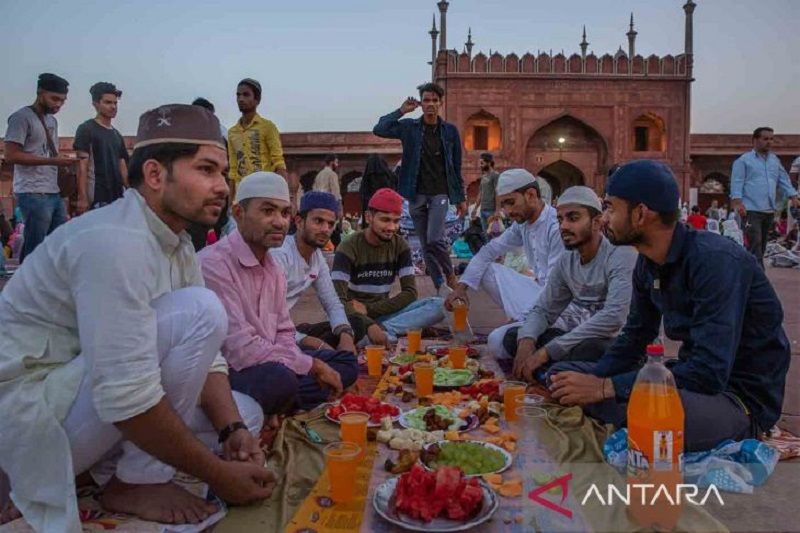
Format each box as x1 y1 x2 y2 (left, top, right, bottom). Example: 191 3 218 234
730 127 799 267
546 160 790 452
372 82 466 293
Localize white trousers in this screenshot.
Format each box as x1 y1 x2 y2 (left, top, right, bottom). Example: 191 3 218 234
62 287 263 485
478 263 544 323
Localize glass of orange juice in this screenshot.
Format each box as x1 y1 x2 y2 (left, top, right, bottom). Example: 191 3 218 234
414 362 434 397
452 299 468 332
340 411 369 459
448 345 468 369
406 329 422 354
324 441 361 503
502 381 528 422
365 345 384 377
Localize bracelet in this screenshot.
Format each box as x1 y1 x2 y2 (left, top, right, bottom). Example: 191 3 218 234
218 421 248 444
599 378 607 401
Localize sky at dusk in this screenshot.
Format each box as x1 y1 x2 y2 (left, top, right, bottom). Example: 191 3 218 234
2 0 798 136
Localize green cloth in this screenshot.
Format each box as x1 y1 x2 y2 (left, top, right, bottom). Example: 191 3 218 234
215 408 336 533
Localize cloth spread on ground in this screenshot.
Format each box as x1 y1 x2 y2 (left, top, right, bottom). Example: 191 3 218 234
604 428 780 494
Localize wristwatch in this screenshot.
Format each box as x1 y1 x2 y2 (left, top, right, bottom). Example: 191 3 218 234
218 421 248 443
334 326 354 338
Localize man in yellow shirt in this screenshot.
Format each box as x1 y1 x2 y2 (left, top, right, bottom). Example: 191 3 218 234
228 78 295 202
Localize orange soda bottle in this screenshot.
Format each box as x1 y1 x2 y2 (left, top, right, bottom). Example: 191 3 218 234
626 344 685 531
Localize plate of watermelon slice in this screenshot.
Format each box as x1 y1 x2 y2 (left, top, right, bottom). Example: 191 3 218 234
325 393 402 427
373 464 498 531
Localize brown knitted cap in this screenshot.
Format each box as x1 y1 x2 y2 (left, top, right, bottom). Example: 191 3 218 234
134 104 225 151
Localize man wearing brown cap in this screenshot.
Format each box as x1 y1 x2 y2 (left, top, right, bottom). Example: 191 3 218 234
3 73 75 261
74 82 129 214
0 104 274 530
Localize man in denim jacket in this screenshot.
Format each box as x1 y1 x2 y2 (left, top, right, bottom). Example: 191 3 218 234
373 82 466 293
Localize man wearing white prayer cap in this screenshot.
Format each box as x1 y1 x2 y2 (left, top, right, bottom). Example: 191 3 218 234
200 171 358 425
444 168 565 358
500 186 637 384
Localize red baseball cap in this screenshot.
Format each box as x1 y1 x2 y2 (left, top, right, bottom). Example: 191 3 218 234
368 188 403 215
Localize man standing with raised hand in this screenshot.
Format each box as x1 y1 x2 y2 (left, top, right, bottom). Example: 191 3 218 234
373 82 466 294
3 73 75 261
74 82 129 213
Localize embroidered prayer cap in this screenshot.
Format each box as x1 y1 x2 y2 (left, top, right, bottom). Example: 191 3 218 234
557 186 602 212
238 78 262 100
368 188 403 215
134 104 225 150
37 73 69 94
235 171 290 205
300 191 340 216
606 159 679 213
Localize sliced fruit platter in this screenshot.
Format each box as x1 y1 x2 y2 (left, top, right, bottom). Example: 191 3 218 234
425 344 481 359
325 393 401 427
373 464 498 531
399 405 470 432
433 368 475 389
420 441 512 477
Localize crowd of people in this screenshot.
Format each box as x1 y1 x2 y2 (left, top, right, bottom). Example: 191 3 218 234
0 73 797 530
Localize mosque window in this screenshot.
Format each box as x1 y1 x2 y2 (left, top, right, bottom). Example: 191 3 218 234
632 113 666 152
464 110 501 151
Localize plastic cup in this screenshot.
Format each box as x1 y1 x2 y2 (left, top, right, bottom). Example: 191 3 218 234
511 405 548 444
511 393 545 410
324 441 361 503
448 345 468 369
502 381 528 422
414 362 434 397
366 345 384 377
452 299 468 332
340 411 369 459
407 329 422 354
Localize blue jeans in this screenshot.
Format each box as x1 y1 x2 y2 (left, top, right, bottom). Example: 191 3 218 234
228 349 358 413
377 297 445 339
545 361 755 452
479 208 494 231
15 193 67 262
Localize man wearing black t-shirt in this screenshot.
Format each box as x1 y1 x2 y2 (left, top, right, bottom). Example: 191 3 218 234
74 82 129 213
373 83 466 293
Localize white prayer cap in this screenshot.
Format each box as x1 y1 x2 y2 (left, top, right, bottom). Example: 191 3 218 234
496 168 552 203
235 171 290 204
556 186 603 212
496 168 536 197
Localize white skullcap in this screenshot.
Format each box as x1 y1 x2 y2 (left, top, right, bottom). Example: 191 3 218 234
235 171 290 204
556 186 602 212
496 168 552 203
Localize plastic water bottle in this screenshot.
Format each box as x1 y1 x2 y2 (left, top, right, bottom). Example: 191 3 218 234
627 344 685 531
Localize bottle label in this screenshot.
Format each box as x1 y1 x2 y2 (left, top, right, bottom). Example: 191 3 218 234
653 430 673 471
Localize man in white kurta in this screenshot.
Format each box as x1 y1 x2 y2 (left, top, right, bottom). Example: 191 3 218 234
445 169 565 357
0 104 272 532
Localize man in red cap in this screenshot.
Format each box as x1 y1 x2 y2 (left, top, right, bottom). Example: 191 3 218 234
331 188 444 346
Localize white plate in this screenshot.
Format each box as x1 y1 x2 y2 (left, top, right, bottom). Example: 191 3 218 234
324 403 403 428
373 476 498 532
420 440 513 477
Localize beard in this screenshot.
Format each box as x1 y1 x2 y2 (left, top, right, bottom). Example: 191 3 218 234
604 225 643 246
301 230 329 249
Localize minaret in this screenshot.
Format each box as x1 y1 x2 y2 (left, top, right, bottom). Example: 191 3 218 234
580 25 589 59
437 0 449 51
683 0 696 72
626 13 637 60
429 14 439 80
465 27 474 58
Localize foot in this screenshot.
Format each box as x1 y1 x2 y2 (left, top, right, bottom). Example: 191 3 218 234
0 502 21 524
100 476 219 525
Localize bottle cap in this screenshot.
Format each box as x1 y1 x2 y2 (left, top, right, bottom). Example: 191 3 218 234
646 344 665 356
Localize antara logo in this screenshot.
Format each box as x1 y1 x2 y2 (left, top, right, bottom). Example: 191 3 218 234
528 473 573 519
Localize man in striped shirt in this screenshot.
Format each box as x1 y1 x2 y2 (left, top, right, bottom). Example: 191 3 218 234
332 188 444 346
